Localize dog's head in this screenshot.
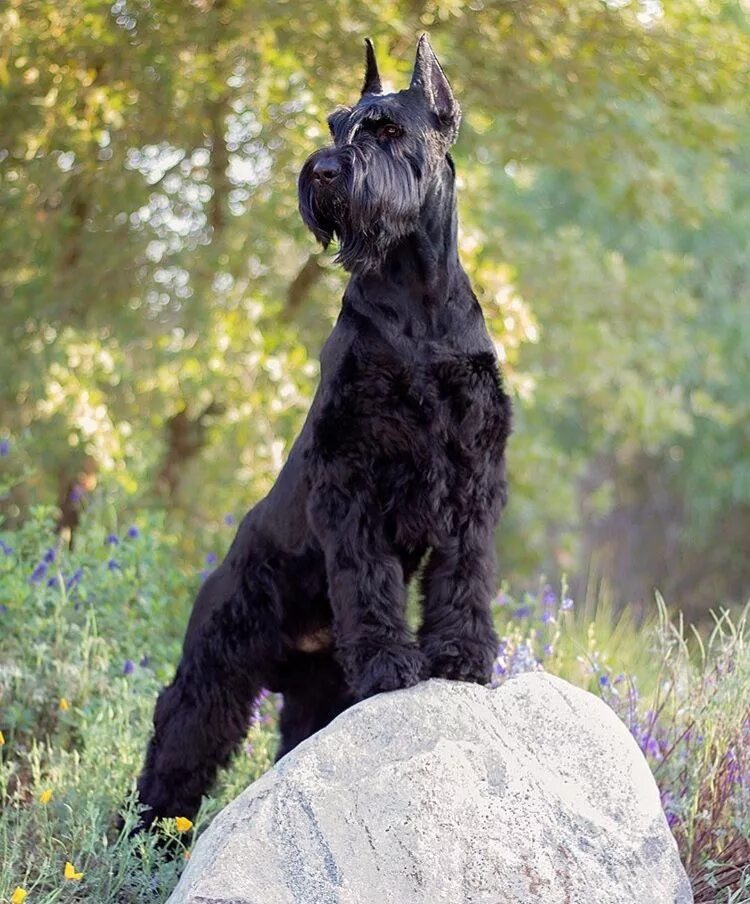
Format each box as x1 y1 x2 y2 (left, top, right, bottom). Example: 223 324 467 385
298 35 461 273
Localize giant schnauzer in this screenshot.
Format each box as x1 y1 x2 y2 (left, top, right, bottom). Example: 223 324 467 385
132 35 512 830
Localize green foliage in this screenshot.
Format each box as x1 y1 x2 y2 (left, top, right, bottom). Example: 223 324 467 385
0 507 278 902
1 4 749 603
2 6 749 897
1 506 748 901
644 601 750 902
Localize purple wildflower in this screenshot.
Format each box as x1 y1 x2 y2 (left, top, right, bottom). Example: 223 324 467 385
561 596 574 611
205 552 217 566
0 604 8 615
126 526 139 539
660 790 678 828
139 654 150 668
105 534 119 546
725 748 740 785
641 734 662 760
509 643 540 676
66 568 83 589
0 438 9 457
493 592 510 607
70 484 84 504
543 644 554 656
223 514 235 526
107 558 121 571
513 605 531 619
47 576 57 588
43 547 56 564
123 659 135 676
542 586 557 607
30 562 48 583
541 611 555 625
599 674 610 688
0 540 13 555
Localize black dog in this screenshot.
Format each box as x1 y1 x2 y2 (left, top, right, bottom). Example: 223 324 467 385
132 35 512 829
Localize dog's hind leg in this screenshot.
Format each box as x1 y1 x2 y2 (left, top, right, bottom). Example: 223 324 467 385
274 650 354 761
133 565 282 830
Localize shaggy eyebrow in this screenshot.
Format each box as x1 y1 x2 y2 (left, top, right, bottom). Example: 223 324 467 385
327 107 352 138
328 103 404 145
357 102 403 123
346 107 404 143
360 114 398 128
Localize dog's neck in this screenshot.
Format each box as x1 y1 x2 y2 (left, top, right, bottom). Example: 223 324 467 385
343 164 474 334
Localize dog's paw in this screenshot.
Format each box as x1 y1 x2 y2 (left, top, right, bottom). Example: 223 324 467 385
353 645 427 699
420 635 495 684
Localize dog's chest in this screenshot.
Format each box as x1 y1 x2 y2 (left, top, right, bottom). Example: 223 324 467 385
312 345 511 532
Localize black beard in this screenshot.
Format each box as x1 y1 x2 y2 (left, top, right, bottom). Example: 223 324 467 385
298 142 425 273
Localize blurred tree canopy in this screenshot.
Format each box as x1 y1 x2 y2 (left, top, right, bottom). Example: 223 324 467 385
1 0 749 616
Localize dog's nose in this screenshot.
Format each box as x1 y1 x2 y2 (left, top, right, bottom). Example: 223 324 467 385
312 154 341 183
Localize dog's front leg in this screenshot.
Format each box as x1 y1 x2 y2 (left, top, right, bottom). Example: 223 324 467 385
418 519 499 684
308 484 425 700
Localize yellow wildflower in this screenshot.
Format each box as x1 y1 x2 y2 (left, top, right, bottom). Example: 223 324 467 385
63 861 83 880
39 788 53 804
59 698 70 712
183 850 191 861
0 730 5 745
174 816 193 833
11 888 27 904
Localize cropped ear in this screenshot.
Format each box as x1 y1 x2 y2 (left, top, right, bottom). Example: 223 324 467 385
409 34 461 143
361 38 383 96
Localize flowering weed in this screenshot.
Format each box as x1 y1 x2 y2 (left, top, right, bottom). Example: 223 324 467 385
0 507 278 902
0 510 747 901
491 585 750 903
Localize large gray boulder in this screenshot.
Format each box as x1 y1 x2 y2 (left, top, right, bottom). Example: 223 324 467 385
167 673 693 904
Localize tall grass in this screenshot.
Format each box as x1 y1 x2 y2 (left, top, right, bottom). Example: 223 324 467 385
0 506 748 902
492 586 750 902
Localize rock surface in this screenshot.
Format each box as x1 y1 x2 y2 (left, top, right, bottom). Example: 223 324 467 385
167 673 693 904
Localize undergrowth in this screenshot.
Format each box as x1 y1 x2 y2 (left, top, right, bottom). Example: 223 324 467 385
0 506 748 902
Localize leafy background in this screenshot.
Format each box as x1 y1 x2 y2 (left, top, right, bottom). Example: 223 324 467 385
2 3 750 901
2 0 750 619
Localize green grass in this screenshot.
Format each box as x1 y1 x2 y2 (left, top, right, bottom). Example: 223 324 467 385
0 505 748 902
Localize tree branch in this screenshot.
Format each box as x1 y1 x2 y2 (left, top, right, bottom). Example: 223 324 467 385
284 253 325 319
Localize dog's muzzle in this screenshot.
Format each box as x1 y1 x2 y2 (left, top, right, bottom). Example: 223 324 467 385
310 151 341 185
298 147 352 245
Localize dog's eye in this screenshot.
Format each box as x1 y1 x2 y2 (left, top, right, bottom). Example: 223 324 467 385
377 124 403 140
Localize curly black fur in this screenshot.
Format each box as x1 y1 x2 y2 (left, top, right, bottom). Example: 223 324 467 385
131 35 512 831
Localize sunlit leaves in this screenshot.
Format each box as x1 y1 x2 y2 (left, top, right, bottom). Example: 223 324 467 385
0 0 748 600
